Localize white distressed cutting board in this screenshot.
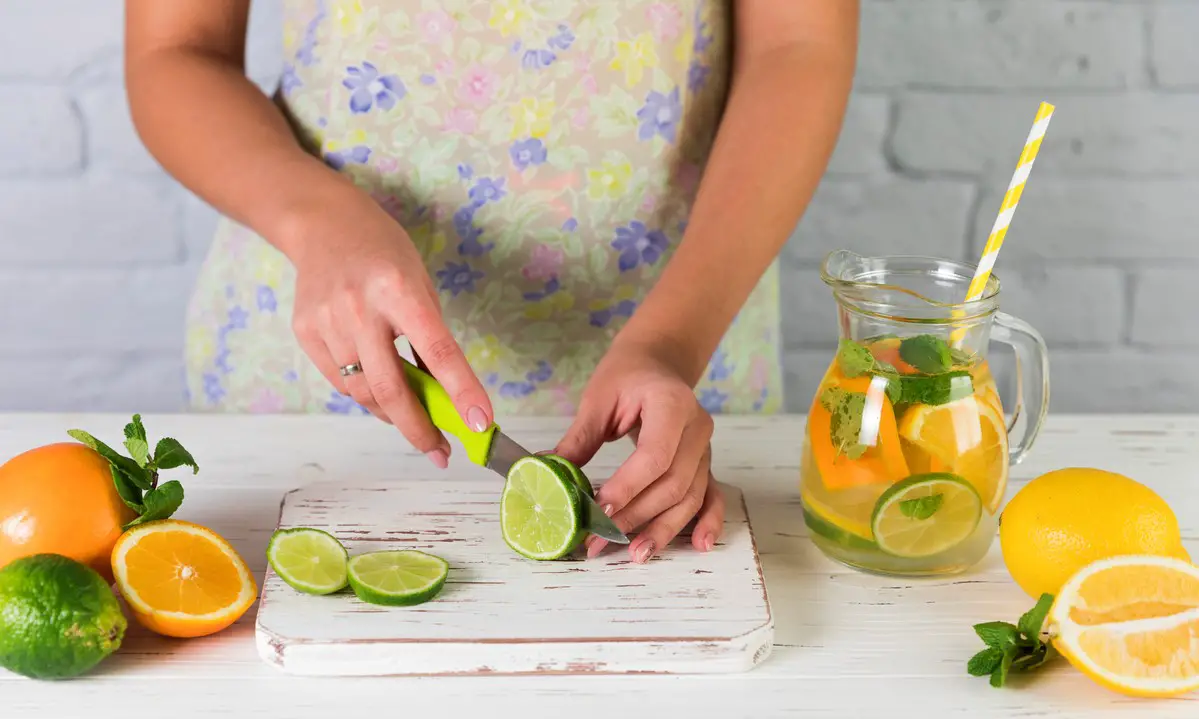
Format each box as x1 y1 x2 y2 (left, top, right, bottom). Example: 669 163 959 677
255 478 772 676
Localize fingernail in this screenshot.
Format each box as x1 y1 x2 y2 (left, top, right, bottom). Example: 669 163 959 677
467 406 489 432
704 535 715 552
586 537 607 559
602 504 614 517
633 541 655 564
426 449 449 469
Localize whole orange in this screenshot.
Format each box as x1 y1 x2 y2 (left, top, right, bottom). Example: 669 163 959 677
0 442 137 583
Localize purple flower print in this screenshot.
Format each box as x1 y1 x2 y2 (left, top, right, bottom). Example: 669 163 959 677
453 206 477 237
256 285 277 313
637 87 682 143
281 63 303 95
589 299 637 328
283 370 300 382
612 221 669 271
324 145 371 170
227 305 249 330
326 391 370 415
202 373 225 405
688 61 709 91
526 360 553 383
419 74 437 85
752 387 769 412
458 164 474 181
500 381 536 399
522 277 560 301
548 24 575 51
522 48 557 70
469 177 506 206
343 62 405 113
698 387 728 414
707 349 733 381
509 138 547 170
436 261 484 296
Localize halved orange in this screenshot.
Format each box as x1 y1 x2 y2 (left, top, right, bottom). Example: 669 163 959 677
111 519 258 638
1049 554 1199 697
898 395 1007 513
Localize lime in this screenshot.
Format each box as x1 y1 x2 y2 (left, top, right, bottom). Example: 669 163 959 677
802 505 877 551
541 453 594 498
871 473 982 558
0 553 126 679
347 550 449 606
267 527 349 595
501 455 583 560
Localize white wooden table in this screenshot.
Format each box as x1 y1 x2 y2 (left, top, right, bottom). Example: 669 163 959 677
2 413 1197 718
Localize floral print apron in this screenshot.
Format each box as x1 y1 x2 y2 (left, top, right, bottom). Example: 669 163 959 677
184 0 783 417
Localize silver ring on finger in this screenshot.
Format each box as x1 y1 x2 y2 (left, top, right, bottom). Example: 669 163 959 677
339 362 363 377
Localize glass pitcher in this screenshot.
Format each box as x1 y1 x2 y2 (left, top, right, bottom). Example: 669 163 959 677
799 250 1049 576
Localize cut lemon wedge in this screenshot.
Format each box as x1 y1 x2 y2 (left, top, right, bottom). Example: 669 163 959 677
111 519 258 638
898 395 1008 513
1049 554 1199 697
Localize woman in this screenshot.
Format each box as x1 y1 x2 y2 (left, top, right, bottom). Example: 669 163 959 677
125 1 857 563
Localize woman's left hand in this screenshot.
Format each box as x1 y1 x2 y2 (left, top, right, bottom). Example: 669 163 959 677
553 340 725 563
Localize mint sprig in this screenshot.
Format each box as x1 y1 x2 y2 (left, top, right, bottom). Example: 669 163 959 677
67 414 198 529
835 339 903 405
967 593 1058 687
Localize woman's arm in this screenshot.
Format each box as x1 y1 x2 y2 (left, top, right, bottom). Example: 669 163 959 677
613 0 859 382
125 0 494 463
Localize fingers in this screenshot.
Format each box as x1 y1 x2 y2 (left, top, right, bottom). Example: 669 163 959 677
354 321 451 466
553 397 610 469
294 315 390 424
621 444 711 564
690 474 726 552
394 299 493 433
593 394 698 515
610 432 709 540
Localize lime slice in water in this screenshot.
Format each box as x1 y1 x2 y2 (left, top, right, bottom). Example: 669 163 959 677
871 473 982 558
266 527 349 595
501 455 584 560
347 550 449 606
541 453 594 498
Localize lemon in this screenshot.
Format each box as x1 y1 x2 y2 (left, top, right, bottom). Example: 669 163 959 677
999 468 1190 599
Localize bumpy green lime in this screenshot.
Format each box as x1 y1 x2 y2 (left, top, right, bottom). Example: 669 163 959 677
0 553 126 679
541 453 594 499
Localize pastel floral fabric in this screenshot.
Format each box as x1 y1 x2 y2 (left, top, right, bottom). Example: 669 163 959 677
185 0 783 417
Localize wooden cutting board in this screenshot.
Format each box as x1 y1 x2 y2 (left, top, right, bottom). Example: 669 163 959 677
254 478 772 676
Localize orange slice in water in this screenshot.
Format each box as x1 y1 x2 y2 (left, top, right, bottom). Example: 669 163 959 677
1049 554 1199 697
897 395 1007 513
111 519 258 638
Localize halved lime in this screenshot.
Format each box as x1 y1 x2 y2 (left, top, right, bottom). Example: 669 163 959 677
501 455 583 560
266 527 349 595
347 550 449 606
542 453 594 498
802 506 878 551
871 473 982 558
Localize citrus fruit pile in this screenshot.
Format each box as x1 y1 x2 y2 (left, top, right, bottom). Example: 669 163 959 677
0 415 257 680
967 466 1198 697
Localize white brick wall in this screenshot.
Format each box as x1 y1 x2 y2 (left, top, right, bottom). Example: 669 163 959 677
1 0 1196 414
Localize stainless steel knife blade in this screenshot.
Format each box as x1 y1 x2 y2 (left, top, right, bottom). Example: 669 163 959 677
485 430 629 544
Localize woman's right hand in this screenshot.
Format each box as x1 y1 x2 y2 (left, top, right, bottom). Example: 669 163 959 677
281 189 492 468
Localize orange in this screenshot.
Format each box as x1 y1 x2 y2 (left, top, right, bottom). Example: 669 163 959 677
1048 554 1199 697
898 395 1007 513
111 519 258 638
0 442 137 582
808 374 909 490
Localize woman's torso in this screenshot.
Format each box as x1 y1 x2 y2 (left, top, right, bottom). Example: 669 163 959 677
184 0 783 416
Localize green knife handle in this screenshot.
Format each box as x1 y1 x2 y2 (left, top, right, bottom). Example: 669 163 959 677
399 357 496 466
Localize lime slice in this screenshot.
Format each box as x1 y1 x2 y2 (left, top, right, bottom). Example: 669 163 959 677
871 473 982 558
266 527 349 595
347 550 449 606
501 455 583 560
802 505 877 551
542 453 594 498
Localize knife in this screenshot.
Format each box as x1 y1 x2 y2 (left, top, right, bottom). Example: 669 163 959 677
399 357 630 544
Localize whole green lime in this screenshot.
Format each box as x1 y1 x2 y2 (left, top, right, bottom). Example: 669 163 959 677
0 553 127 679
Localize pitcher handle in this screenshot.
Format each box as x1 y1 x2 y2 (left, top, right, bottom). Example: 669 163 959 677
990 312 1050 465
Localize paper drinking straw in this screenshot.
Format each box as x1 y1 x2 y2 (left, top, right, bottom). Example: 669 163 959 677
964 101 1055 303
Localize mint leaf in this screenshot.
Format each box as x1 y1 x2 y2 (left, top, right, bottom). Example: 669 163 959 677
967 647 1003 677
899 493 944 520
836 339 876 378
154 438 198 474
124 480 184 528
949 347 976 367
974 621 1018 649
990 647 1016 688
109 466 144 514
819 386 846 413
1018 593 1055 641
827 390 868 460
68 429 152 490
123 414 150 467
898 371 973 406
899 335 952 374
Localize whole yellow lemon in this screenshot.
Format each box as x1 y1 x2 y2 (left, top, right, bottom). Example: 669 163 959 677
999 467 1189 599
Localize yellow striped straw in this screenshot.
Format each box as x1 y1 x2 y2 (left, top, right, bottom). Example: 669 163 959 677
965 101 1055 302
